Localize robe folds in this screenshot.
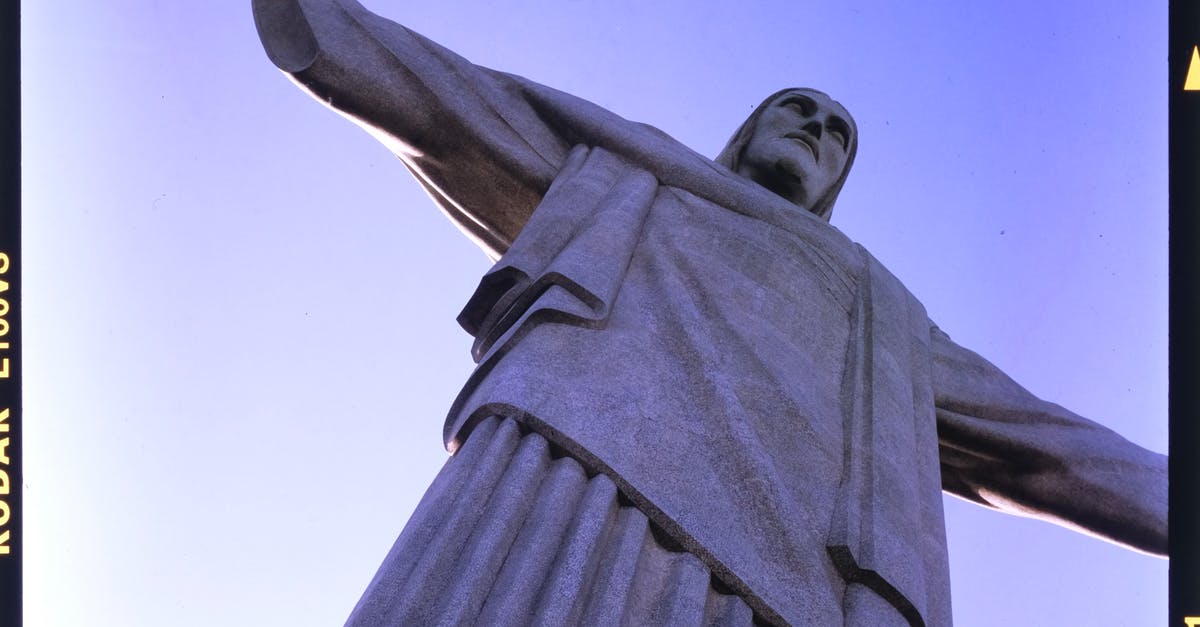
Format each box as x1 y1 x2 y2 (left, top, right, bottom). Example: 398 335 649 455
443 142 952 625
253 1 1167 625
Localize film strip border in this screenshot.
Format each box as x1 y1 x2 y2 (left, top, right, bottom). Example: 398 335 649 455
1 2 19 626
1171 1 1200 625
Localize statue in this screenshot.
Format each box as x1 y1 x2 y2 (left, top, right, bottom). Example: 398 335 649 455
252 1 1167 625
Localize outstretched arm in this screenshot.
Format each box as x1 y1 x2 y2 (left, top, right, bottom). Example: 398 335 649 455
932 326 1167 556
252 0 571 258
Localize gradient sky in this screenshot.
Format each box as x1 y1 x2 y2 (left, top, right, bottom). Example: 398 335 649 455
21 1 1167 625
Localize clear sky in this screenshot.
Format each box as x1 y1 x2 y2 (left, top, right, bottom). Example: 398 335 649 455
21 1 1167 625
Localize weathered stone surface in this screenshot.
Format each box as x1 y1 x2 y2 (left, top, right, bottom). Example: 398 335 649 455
346 416 758 626
252 1 1167 625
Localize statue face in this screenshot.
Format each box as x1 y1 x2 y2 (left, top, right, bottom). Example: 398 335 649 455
737 89 854 212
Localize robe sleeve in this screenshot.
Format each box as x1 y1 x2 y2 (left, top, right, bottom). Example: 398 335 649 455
930 325 1167 556
252 0 572 259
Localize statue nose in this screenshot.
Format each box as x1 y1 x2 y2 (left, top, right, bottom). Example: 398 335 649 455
803 120 823 139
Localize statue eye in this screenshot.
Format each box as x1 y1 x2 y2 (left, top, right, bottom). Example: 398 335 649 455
828 129 846 149
782 96 816 116
827 117 851 149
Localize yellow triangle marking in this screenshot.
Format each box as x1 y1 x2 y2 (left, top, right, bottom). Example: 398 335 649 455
1186 45 1200 91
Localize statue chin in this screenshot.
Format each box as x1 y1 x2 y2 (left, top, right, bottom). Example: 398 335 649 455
744 159 812 210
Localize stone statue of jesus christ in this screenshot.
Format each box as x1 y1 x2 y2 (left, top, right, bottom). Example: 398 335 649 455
253 1 1167 625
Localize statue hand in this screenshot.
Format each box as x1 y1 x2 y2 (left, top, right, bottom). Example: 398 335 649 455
252 0 334 73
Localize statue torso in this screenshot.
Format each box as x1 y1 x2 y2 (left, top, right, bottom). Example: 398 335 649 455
447 145 950 625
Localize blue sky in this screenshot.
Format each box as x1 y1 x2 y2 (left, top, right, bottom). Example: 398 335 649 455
22 1 1167 625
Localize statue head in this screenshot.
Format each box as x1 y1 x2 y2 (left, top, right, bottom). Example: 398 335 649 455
716 88 857 222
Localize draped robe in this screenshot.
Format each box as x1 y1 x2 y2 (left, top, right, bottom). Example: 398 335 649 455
252 2 1168 624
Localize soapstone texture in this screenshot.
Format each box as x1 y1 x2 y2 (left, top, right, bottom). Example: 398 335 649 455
252 1 1168 625
345 416 760 626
